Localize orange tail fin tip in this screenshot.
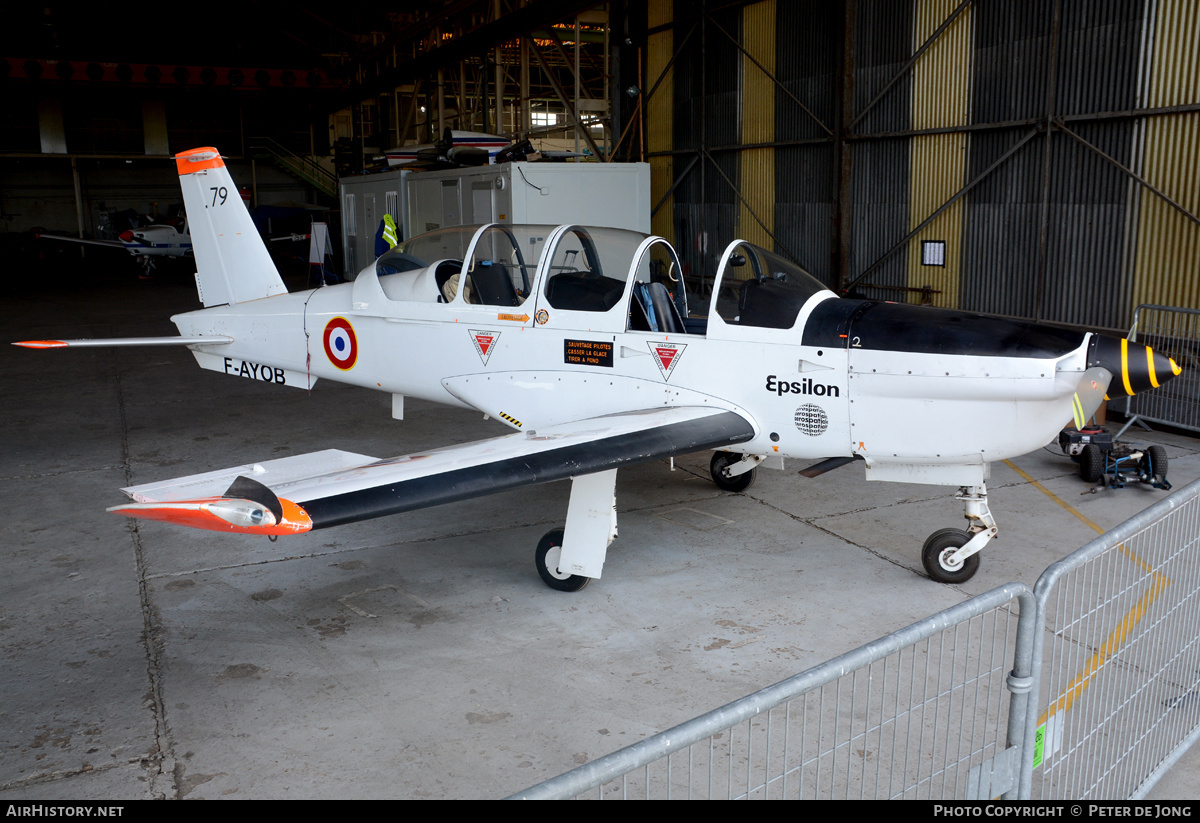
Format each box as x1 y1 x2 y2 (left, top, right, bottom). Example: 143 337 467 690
174 147 225 175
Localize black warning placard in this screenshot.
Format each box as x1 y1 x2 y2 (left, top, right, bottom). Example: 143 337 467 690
564 338 614 367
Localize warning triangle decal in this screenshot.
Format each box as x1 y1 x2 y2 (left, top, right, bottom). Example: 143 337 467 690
649 341 686 380
469 329 500 365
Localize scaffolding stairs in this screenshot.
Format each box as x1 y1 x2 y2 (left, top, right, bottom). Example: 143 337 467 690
249 137 339 201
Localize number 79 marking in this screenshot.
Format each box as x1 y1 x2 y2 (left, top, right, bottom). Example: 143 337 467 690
209 186 228 207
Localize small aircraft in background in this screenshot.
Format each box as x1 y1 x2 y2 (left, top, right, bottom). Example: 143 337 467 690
385 129 509 168
384 128 591 169
38 218 192 276
15 147 1181 590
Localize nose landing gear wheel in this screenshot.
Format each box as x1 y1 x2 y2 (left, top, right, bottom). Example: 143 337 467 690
922 528 980 584
535 528 591 592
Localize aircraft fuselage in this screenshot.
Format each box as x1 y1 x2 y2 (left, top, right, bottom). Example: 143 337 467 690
21 151 1181 586
172 224 1111 490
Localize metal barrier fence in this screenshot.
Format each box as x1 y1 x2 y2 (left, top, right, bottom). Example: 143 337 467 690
509 584 1036 800
1022 478 1200 800
511 479 1200 800
1124 305 1200 434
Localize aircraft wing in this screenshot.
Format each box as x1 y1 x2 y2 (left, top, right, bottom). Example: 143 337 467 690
14 336 233 349
36 232 125 249
109 406 757 536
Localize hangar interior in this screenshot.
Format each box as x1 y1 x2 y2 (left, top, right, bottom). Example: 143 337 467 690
2 0 1199 800
3 0 1197 327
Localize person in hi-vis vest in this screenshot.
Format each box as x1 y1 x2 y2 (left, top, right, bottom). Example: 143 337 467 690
375 213 398 257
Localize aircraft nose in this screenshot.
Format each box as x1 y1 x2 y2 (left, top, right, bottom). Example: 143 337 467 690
1088 335 1181 396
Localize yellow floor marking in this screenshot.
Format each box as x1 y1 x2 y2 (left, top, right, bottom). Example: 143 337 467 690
1003 460 1155 574
1039 575 1169 723
1002 459 1171 729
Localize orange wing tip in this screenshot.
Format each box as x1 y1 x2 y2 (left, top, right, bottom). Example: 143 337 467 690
108 497 312 536
174 147 225 176
13 340 67 349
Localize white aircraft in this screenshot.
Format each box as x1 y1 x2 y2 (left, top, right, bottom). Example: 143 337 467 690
384 129 589 169
385 129 509 168
38 219 193 275
15 147 1181 590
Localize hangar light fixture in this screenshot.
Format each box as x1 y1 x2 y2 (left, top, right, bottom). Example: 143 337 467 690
922 240 946 267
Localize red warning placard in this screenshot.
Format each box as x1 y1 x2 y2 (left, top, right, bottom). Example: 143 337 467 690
469 329 500 365
650 341 685 380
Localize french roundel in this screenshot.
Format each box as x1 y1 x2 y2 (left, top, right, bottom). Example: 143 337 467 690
323 317 358 370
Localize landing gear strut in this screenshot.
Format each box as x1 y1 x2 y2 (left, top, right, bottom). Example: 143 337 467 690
921 483 996 584
532 469 617 592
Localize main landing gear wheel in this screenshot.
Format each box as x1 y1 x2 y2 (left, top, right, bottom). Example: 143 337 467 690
710 452 756 492
535 528 591 592
922 528 980 584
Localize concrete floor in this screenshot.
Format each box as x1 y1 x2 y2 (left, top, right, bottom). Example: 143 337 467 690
1 261 1198 799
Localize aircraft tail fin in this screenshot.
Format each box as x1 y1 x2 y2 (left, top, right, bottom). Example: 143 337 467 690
175 148 287 307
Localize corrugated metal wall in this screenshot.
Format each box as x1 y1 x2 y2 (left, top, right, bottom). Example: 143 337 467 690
773 1 838 282
644 0 1200 332
671 1 740 284
850 0 912 296
1133 0 1200 313
907 0 971 309
961 0 1146 328
648 2 675 241
738 0 775 251
959 0 1052 321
